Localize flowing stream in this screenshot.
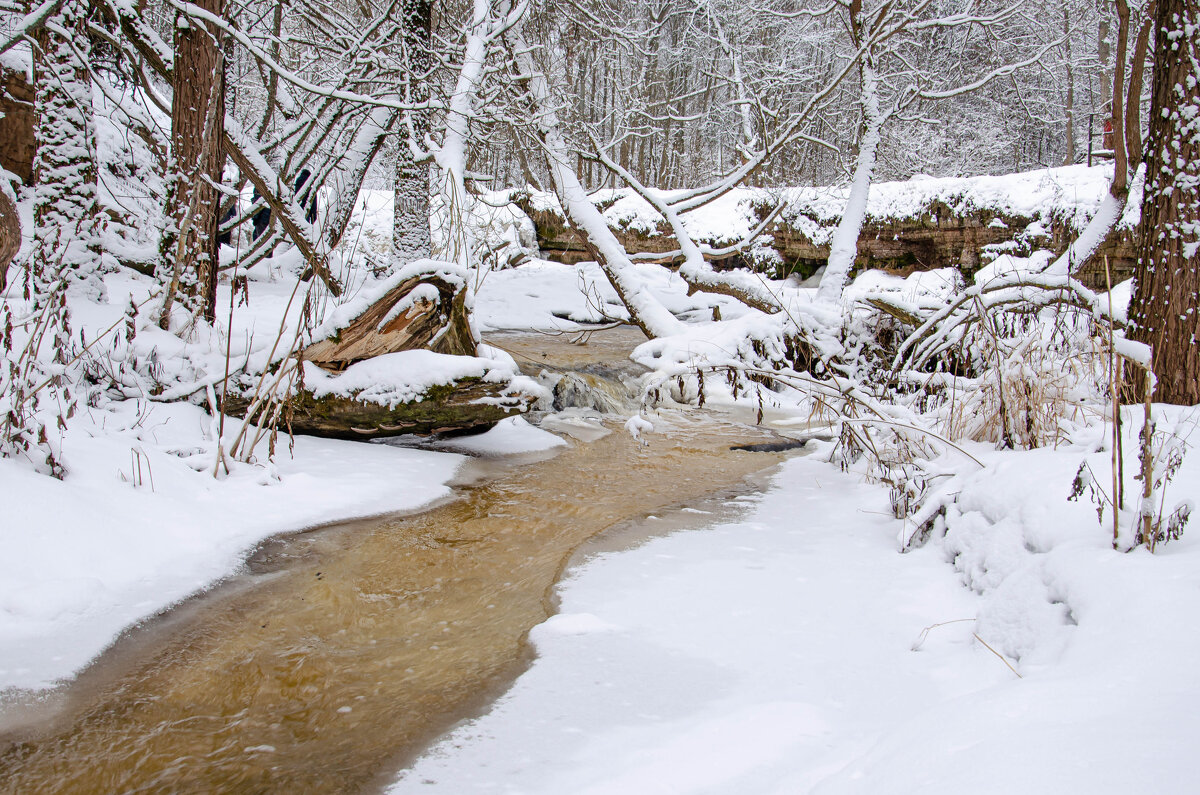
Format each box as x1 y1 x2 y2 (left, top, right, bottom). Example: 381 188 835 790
0 328 796 794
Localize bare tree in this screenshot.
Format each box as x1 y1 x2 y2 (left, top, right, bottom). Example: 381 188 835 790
816 0 1065 304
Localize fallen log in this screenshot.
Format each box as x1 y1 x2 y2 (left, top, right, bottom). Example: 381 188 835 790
220 264 540 439
223 370 532 440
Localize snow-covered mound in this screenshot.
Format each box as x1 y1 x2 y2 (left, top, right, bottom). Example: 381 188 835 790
516 163 1138 249
301 348 542 409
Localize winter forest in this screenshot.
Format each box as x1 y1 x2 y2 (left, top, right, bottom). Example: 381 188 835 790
0 0 1198 791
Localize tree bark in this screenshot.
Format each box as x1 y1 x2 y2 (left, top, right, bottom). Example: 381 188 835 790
0 180 18 293
32 0 103 301
1128 0 1200 405
1062 7 1076 166
392 0 433 268
221 376 525 440
302 269 477 369
160 0 226 325
0 68 35 185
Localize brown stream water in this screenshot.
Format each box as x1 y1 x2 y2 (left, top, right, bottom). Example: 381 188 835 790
0 329 789 794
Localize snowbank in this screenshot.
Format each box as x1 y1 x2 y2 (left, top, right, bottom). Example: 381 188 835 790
520 163 1139 249
0 400 465 690
0 266 562 691
389 412 1200 793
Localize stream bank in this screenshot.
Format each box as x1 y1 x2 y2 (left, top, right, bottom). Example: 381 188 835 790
0 329 798 794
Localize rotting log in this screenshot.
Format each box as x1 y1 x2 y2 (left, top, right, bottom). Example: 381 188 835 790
222 376 527 440
303 270 476 369
219 271 521 439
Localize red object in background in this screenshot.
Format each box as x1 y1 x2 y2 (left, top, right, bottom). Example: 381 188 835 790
1103 118 1114 150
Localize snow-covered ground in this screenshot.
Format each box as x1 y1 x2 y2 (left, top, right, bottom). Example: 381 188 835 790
3 177 1198 793
390 412 1200 794
0 261 617 692
518 163 1140 249
0 247 750 692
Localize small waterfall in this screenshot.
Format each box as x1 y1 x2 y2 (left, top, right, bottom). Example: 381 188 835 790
549 367 638 413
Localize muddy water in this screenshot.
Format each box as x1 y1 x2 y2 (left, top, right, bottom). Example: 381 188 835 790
0 329 788 794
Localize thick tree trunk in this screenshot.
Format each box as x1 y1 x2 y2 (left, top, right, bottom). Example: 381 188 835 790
32 0 103 301
160 0 226 325
392 0 433 268
0 68 35 185
1128 0 1200 405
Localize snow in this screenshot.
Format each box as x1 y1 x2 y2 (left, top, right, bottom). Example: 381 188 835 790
521 163 1140 253
0 404 464 690
390 418 1200 794
4 160 1200 794
301 348 540 409
433 416 567 456
0 268 549 691
346 188 539 270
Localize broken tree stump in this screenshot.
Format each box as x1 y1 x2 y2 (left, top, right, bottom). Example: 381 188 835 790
303 263 476 369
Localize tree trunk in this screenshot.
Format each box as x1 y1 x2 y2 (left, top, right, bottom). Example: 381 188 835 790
392 0 433 268
1098 12 1112 118
1127 0 1200 405
221 376 526 440
160 0 226 325
817 56 882 304
0 67 36 185
302 268 477 369
1063 7 1076 165
32 0 103 301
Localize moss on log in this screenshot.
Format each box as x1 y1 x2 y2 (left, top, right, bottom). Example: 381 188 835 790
287 377 524 439
222 376 528 440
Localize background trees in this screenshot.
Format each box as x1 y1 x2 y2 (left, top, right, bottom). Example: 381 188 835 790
0 0 1195 483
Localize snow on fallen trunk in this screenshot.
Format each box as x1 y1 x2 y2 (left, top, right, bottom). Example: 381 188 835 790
223 348 545 440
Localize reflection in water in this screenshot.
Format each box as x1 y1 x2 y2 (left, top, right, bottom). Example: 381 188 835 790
0 329 788 794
